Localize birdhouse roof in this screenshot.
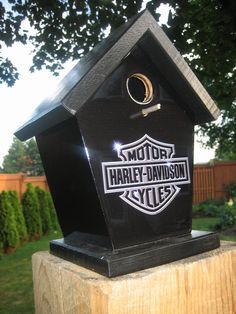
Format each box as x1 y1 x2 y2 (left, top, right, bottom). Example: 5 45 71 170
15 9 220 141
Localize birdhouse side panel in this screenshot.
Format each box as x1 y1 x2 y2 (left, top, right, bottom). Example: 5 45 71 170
36 117 110 239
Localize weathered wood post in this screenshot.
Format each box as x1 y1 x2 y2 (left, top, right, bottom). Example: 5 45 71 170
15 9 236 314
32 242 236 314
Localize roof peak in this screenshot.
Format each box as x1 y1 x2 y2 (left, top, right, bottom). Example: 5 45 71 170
15 9 220 141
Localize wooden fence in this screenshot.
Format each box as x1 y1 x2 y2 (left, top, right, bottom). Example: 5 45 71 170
0 161 236 203
193 161 236 204
0 173 49 198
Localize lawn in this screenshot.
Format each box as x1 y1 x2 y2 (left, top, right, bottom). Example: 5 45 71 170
0 220 235 314
192 217 236 241
0 231 61 314
192 217 220 231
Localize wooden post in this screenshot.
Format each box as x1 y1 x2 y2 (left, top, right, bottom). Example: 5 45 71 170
32 241 236 314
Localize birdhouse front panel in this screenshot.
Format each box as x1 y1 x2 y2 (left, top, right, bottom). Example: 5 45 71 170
78 48 194 250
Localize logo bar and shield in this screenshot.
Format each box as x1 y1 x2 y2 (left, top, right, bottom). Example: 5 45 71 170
102 134 190 215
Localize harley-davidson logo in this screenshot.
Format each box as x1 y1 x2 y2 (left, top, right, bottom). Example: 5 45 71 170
102 134 190 215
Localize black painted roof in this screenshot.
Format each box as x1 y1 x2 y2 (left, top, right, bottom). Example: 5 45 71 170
15 9 220 140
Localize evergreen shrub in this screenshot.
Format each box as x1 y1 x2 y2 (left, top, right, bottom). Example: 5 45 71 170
21 183 42 240
7 190 28 243
215 202 236 230
46 192 61 232
0 191 19 253
35 187 52 235
192 199 224 217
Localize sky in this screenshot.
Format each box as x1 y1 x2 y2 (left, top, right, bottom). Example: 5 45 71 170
0 4 215 166
0 43 76 166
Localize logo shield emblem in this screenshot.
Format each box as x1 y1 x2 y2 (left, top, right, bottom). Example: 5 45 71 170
102 134 190 215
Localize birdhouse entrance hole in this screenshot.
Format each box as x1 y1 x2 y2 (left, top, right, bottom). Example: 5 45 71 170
126 73 153 104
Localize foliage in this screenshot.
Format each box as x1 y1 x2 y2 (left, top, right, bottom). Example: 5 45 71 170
165 0 236 159
0 184 58 255
25 138 45 175
35 186 52 234
2 136 44 175
0 191 19 252
2 137 28 174
7 190 28 243
46 191 61 232
0 0 163 84
215 149 236 161
0 55 19 86
192 199 224 218
193 198 236 231
223 182 236 200
215 202 236 230
0 1 235 155
21 183 42 240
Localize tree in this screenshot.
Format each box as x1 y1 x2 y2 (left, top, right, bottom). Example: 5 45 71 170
0 191 19 253
25 138 44 175
2 136 44 175
0 0 169 85
164 0 236 159
214 149 236 161
35 186 52 235
21 183 42 240
0 1 235 156
7 190 28 243
2 137 29 173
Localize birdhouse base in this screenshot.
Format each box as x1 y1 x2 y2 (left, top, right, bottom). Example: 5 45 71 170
50 230 219 277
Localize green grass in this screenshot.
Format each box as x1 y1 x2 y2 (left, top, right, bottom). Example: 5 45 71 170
0 231 61 314
219 234 236 241
192 217 236 241
192 217 220 231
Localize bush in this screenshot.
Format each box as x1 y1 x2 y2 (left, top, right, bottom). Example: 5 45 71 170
215 202 236 230
21 183 42 240
35 187 52 235
0 191 19 253
46 192 61 232
224 182 236 201
192 199 224 218
7 190 28 243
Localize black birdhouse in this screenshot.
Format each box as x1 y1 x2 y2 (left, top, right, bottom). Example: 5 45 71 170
15 10 220 277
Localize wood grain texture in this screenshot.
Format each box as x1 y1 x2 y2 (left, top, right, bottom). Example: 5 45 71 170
32 241 236 314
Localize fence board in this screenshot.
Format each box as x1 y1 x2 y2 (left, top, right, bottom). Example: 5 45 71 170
193 166 214 204
214 162 236 199
193 161 236 204
0 173 48 198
